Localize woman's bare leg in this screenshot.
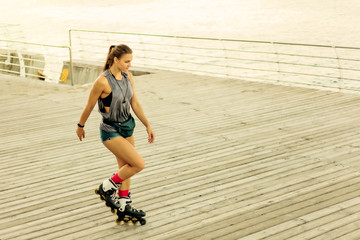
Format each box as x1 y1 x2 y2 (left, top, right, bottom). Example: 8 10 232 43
101 135 145 213
103 136 144 181
116 136 135 191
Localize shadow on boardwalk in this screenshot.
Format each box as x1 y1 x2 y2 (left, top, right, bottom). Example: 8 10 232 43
1 70 360 240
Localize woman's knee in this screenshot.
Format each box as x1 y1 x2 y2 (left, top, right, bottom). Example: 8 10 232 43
118 156 144 173
104 137 145 172
134 157 145 173
116 157 127 169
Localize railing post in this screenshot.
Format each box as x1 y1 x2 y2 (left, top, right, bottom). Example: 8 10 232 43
175 36 184 71
272 42 281 83
333 46 343 91
139 33 145 68
68 29 74 86
16 50 26 77
68 29 72 50
221 39 229 78
68 46 74 86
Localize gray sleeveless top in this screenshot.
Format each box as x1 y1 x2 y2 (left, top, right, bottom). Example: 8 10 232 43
98 70 133 132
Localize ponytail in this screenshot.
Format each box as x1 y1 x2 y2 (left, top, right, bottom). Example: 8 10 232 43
103 44 133 72
103 45 116 71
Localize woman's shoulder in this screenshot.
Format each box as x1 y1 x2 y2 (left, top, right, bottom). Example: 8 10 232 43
125 71 134 84
96 74 108 83
93 74 109 89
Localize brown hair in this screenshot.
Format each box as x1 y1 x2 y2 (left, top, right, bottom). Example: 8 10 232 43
103 44 133 71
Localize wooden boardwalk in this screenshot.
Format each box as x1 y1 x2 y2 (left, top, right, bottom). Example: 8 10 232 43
1 70 360 240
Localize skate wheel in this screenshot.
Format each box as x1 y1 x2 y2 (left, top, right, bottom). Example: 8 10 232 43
110 208 116 214
125 205 131 211
131 219 137 224
140 219 146 225
94 188 99 194
115 218 122 224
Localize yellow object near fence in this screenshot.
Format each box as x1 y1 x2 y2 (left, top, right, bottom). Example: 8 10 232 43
60 68 69 83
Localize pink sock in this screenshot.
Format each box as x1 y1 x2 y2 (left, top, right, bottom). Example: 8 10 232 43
111 173 124 184
118 189 129 197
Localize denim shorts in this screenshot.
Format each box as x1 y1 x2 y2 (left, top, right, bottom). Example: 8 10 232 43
100 116 135 142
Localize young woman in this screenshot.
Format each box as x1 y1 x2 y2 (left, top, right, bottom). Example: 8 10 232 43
76 44 155 217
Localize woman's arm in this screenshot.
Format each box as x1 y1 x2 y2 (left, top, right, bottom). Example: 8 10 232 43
76 76 106 141
128 73 155 143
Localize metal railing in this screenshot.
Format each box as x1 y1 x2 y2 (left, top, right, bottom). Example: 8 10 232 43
1 29 359 91
0 39 73 85
69 29 360 92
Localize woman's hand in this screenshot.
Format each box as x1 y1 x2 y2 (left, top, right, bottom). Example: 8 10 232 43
146 126 155 143
76 127 85 141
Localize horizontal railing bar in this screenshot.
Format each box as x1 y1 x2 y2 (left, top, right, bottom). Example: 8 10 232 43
175 47 339 63
70 29 360 51
0 55 46 64
77 46 344 64
0 61 55 70
72 47 341 70
0 70 53 78
71 40 360 64
68 50 360 75
0 69 19 74
0 39 70 49
141 43 347 63
137 55 332 72
137 49 360 73
72 39 141 47
162 66 337 89
340 57 360 62
136 56 341 80
122 62 360 87
339 67 360 72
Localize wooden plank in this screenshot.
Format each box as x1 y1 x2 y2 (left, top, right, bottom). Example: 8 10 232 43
1 70 360 240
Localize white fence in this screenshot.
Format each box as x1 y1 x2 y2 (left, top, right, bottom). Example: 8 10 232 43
69 29 360 92
0 39 72 84
1 29 360 92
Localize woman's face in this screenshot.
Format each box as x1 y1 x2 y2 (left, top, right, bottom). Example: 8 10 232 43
115 53 132 72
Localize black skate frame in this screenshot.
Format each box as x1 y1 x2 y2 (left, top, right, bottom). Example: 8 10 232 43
95 186 146 225
116 205 146 225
